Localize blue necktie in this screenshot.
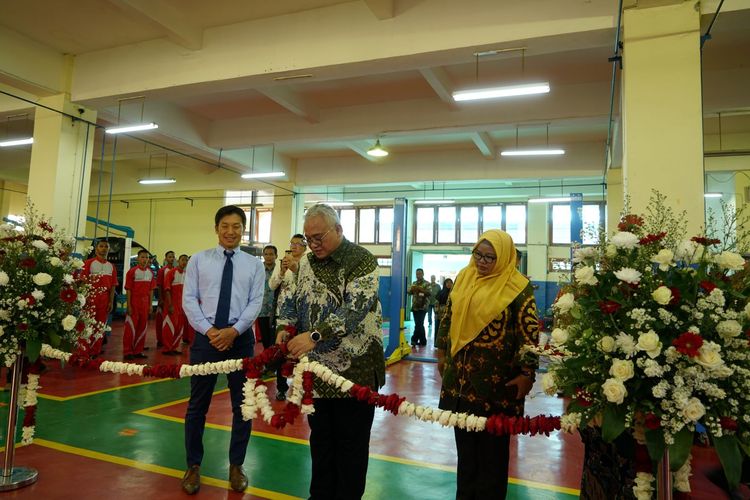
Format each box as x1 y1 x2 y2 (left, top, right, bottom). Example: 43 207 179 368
214 250 234 328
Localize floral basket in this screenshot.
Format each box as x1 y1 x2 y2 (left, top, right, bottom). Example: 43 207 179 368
0 204 99 366
538 194 750 497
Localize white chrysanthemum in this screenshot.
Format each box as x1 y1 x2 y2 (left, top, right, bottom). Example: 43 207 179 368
598 335 616 353
574 265 598 286
651 249 674 271
633 472 655 500
651 286 672 305
609 359 635 381
714 251 745 271
61 315 76 331
553 293 575 314
572 247 598 263
32 273 53 286
675 240 704 263
0 271 8 286
616 333 637 356
551 328 569 346
716 319 741 338
602 378 627 404
614 267 642 284
611 231 639 249
31 240 49 250
31 290 45 301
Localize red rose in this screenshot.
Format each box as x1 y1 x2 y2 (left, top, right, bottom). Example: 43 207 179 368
644 413 661 430
60 288 78 303
720 417 738 432
672 332 703 358
20 293 36 306
699 281 717 293
20 257 36 269
598 300 621 314
669 287 681 305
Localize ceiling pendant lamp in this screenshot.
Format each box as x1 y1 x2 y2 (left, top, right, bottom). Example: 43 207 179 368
367 139 389 157
241 144 286 179
138 152 176 185
500 124 565 157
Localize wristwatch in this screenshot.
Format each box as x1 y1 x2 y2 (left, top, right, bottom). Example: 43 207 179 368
310 330 322 342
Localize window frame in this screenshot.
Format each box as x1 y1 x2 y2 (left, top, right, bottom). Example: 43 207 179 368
548 201 606 246
411 203 527 246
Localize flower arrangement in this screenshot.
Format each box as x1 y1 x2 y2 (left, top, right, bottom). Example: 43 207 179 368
0 204 99 366
539 193 750 496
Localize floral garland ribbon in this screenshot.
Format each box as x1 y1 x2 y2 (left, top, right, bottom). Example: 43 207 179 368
34 338 560 441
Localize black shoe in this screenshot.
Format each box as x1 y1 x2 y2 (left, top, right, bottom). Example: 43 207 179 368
276 391 287 401
134 352 148 359
124 354 135 361
181 465 200 495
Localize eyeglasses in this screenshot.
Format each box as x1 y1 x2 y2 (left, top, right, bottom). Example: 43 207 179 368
289 241 306 247
303 228 333 247
472 250 497 264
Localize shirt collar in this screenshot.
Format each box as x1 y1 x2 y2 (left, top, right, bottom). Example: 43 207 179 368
327 237 351 264
216 244 240 256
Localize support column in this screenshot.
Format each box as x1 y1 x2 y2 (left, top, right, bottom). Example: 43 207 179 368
621 1 704 234
606 168 624 233
269 183 296 250
27 94 97 242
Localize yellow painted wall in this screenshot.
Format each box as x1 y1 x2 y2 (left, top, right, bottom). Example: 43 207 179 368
0 181 28 219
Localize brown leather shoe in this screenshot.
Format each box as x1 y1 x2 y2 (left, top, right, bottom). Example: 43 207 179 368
181 465 200 495
229 464 248 492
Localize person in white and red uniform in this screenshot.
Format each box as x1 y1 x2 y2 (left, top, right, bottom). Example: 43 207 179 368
162 254 188 355
155 250 176 349
80 239 118 357
123 249 156 360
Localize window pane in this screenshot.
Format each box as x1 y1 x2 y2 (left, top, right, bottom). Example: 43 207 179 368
551 204 571 244
437 206 456 243
256 210 272 243
378 208 394 243
339 209 356 241
415 207 434 243
505 205 527 244
359 208 376 243
460 206 479 243
482 206 502 231
225 190 254 205
582 204 601 245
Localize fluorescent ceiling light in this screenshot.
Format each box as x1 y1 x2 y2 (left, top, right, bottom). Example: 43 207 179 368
501 149 565 156
241 171 286 179
528 197 572 203
138 178 176 185
704 193 723 198
452 82 550 102
105 123 159 134
0 137 34 147
414 200 455 205
367 140 388 157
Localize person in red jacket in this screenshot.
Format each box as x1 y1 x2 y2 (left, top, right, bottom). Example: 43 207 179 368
80 239 118 357
155 250 176 349
123 249 156 360
162 254 188 355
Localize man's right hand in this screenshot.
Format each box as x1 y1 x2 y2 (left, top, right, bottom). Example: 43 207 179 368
275 330 290 344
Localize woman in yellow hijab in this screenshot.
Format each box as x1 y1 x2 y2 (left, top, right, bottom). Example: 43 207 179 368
436 229 539 500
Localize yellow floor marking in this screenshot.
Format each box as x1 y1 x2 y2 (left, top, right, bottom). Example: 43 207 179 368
38 377 171 401
33 438 302 500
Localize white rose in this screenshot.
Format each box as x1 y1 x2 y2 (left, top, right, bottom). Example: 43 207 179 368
541 372 557 395
651 286 672 305
48 256 61 267
695 342 724 370
71 258 84 269
574 265 598 286
614 267 642 284
609 359 635 381
611 231 640 249
0 325 4 337
0 271 8 286
551 328 569 346
31 240 49 250
32 273 53 286
602 378 628 404
61 315 76 331
651 249 674 272
554 293 575 314
605 244 617 258
598 335 616 353
682 397 706 422
745 302 750 319
714 251 745 271
636 330 662 358
716 320 742 338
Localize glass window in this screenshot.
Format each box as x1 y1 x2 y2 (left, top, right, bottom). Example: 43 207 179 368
505 205 527 244
551 204 571 244
225 190 254 206
582 204 602 245
358 208 376 243
378 207 394 243
437 206 457 243
415 207 434 243
339 209 356 241
256 210 272 243
460 206 479 244
482 206 502 232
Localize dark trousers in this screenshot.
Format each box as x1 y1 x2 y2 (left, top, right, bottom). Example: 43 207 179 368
411 310 427 345
454 427 511 499
308 398 376 500
257 316 288 394
428 304 435 326
185 331 254 466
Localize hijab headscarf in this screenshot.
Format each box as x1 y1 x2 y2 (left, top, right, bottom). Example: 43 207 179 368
448 230 528 357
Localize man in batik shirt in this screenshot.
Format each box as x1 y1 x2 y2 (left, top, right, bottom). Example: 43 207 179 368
276 203 386 500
